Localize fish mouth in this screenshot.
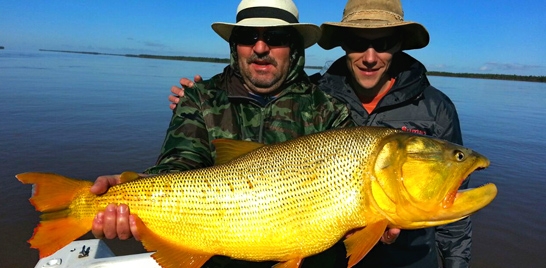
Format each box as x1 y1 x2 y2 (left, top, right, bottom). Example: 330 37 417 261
437 158 497 221
433 183 497 221
442 160 489 209
403 182 497 228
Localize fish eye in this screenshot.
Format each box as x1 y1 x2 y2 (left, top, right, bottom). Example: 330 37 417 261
454 150 465 161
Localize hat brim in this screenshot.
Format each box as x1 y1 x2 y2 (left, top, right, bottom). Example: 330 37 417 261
318 21 430 51
212 18 321 48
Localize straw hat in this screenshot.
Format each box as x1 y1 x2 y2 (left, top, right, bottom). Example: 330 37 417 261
212 0 321 48
319 0 429 50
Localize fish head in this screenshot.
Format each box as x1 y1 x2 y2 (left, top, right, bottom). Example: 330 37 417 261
369 132 497 229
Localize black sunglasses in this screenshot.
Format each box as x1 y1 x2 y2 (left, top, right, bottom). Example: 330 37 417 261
231 28 293 47
343 35 400 53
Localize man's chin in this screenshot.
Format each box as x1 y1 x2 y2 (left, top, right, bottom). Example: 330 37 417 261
356 77 382 90
248 79 283 94
250 76 278 88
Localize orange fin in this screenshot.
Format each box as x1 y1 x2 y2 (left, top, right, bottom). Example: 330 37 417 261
119 171 143 184
212 139 265 165
31 217 92 258
134 215 212 268
344 219 388 267
16 172 92 212
272 258 303 268
15 172 94 258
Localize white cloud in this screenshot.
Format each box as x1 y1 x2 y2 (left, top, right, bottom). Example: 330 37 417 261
480 62 543 72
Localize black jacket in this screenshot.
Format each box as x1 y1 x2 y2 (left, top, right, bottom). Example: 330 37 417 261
311 52 472 268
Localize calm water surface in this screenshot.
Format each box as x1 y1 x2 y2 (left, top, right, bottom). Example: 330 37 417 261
1 51 545 268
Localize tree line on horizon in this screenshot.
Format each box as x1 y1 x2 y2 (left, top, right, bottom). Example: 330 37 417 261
426 71 546 83
37 49 545 83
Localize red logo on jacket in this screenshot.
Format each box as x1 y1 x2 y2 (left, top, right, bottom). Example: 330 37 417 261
401 126 427 135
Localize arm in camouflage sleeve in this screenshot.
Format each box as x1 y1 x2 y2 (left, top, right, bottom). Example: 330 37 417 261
144 86 214 174
313 82 355 131
433 94 472 267
329 102 355 130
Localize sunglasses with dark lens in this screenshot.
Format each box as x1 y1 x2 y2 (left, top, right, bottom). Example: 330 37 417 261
231 28 293 47
343 35 400 52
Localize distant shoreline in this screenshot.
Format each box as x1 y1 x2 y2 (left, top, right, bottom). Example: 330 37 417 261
38 49 545 83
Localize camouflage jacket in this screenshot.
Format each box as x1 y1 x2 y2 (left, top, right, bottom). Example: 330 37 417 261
145 66 353 174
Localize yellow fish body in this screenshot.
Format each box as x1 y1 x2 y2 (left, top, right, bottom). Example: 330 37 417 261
17 126 497 268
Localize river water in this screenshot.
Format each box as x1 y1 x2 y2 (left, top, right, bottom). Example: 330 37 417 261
1 50 545 268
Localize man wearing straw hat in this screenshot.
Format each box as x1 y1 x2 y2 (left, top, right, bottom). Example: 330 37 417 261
313 0 470 267
90 0 352 267
170 0 471 267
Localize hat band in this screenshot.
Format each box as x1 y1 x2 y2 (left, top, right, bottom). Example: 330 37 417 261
343 10 403 23
237 7 299 24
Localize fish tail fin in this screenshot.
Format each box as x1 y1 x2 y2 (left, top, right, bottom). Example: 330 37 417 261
30 215 92 258
16 172 94 258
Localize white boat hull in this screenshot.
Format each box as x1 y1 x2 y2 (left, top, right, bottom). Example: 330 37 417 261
34 239 160 268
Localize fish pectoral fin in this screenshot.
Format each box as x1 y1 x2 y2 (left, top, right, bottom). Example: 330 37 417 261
133 215 212 268
119 171 143 184
272 258 303 268
344 219 388 267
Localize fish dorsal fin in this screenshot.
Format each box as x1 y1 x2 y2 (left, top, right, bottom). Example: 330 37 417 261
119 171 142 184
344 219 388 267
212 139 265 165
133 215 212 268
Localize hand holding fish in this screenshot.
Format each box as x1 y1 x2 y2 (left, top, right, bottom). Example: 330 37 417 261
90 174 142 241
381 228 400 244
89 174 122 195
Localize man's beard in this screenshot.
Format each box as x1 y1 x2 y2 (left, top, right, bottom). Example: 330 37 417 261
243 54 284 90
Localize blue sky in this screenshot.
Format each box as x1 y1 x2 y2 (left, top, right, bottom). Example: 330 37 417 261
1 0 545 76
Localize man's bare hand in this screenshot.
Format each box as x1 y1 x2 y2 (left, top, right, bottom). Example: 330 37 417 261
380 228 401 244
169 75 203 110
92 204 140 241
90 174 142 241
90 174 121 195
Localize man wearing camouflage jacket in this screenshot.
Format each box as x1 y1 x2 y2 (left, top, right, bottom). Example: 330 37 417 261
90 0 352 267
145 30 351 173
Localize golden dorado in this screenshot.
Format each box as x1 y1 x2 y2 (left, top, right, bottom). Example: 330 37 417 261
17 126 497 268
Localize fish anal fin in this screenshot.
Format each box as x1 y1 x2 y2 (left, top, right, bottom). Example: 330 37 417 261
31 217 93 258
119 171 142 184
134 216 212 268
212 139 265 165
344 219 388 267
272 258 303 268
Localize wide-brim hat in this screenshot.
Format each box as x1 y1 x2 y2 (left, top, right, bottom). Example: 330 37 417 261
319 0 430 51
212 0 321 48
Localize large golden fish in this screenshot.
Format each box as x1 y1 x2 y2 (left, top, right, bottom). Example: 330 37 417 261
17 126 497 268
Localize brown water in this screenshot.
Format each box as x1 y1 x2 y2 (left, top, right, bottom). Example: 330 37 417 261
1 51 545 267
